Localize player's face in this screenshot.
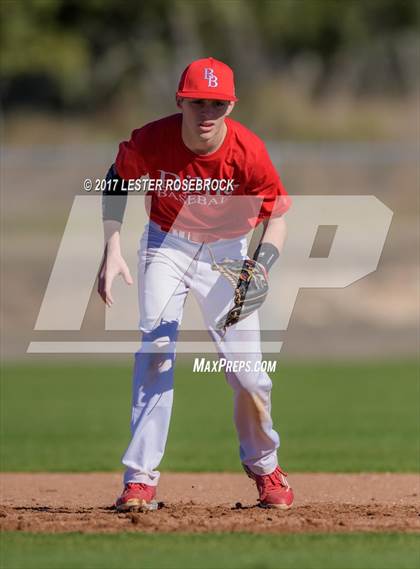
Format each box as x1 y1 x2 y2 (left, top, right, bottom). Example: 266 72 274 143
179 98 234 142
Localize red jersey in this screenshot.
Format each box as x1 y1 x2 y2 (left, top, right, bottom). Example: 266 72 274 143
115 114 290 240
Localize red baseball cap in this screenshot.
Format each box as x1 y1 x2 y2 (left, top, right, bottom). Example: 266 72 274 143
176 57 238 102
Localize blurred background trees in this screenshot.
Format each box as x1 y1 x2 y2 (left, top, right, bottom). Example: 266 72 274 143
1 0 418 108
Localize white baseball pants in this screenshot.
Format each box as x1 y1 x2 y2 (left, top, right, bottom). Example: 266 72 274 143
122 221 280 485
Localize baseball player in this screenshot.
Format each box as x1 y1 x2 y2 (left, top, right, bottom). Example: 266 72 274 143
98 57 294 510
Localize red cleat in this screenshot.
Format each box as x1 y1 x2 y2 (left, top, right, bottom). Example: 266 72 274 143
244 465 294 509
115 483 157 512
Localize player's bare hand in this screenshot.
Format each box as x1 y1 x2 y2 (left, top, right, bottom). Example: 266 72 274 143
97 249 133 307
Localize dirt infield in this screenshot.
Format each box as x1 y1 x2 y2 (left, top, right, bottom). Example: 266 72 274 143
1 473 419 534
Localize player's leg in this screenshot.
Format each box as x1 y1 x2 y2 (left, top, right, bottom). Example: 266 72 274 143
191 240 279 470
208 315 280 475
192 240 293 508
120 224 194 495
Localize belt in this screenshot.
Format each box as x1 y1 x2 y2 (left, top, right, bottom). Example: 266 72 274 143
162 226 216 243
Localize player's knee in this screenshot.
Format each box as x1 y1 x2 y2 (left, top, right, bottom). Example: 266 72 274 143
142 319 179 345
137 320 179 372
236 371 272 394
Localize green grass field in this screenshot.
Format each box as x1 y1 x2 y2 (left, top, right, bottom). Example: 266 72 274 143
2 532 420 569
1 360 418 569
1 360 418 472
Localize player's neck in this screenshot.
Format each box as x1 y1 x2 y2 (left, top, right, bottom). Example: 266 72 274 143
181 121 227 156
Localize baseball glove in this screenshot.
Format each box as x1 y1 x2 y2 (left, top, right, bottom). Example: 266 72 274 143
211 258 269 331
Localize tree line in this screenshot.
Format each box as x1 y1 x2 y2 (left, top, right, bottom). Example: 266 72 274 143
1 0 418 112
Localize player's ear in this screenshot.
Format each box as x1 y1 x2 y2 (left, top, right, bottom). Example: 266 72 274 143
225 102 235 116
176 96 183 109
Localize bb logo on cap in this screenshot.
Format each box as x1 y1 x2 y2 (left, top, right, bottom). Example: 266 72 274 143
176 57 238 102
204 68 218 88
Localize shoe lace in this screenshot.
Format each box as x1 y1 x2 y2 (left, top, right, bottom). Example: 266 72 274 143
257 468 288 495
125 482 147 492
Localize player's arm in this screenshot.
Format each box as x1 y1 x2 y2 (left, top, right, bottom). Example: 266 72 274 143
253 215 287 272
97 164 133 307
247 137 290 272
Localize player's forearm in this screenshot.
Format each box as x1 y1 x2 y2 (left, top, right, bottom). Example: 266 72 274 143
102 163 128 254
103 220 122 253
253 216 287 271
102 164 128 228
261 215 287 252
